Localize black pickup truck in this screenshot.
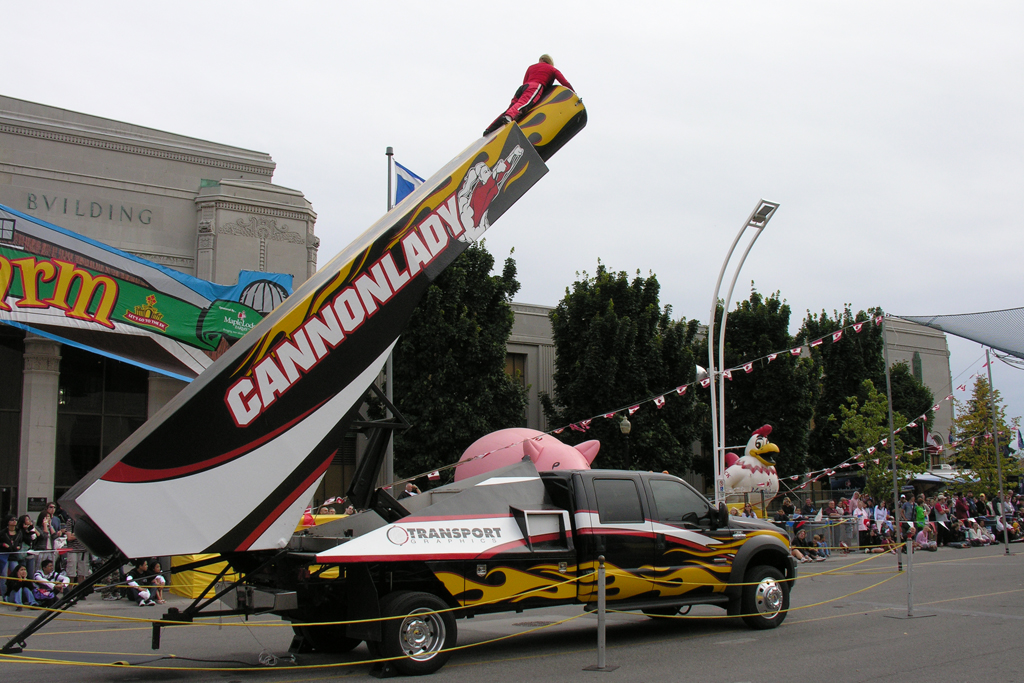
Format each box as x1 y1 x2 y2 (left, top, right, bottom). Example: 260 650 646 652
234 460 796 675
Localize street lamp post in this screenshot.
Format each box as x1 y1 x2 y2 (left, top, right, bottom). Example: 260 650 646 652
708 200 779 506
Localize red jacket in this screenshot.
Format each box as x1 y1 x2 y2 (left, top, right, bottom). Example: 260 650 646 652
522 62 574 93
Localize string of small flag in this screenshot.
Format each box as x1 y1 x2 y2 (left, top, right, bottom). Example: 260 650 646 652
547 314 889 438
392 315 1009 492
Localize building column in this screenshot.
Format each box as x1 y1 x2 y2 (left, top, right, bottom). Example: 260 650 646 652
17 335 61 514
148 372 187 418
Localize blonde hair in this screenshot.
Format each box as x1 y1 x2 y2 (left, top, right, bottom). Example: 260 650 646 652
539 54 553 65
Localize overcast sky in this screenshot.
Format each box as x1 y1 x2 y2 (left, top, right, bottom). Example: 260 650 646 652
4 2 1022 429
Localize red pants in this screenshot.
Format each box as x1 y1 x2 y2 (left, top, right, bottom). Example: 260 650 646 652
504 82 544 120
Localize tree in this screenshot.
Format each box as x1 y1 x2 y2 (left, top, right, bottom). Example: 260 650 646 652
801 308 934 471
391 242 527 478
835 379 921 501
694 288 815 479
542 263 704 473
950 376 1021 497
800 306 885 470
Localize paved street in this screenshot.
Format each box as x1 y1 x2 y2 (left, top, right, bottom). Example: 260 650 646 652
1 545 1021 682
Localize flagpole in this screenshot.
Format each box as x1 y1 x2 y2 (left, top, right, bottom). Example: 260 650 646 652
985 348 1010 555
882 317 903 572
384 147 395 489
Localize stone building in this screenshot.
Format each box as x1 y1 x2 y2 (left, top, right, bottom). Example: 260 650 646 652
0 95 318 515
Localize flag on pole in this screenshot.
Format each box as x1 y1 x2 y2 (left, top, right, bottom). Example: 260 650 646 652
723 370 733 381
700 378 711 388
810 338 823 347
628 405 640 415
743 362 753 373
675 385 687 396
428 470 441 482
852 322 864 333
832 330 843 343
603 412 617 419
393 160 425 205
790 347 802 356
654 395 666 408
768 353 778 362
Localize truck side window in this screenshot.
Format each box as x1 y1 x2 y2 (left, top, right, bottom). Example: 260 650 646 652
649 479 710 525
593 478 645 524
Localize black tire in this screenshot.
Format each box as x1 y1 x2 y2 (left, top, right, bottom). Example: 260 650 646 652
378 591 457 676
740 565 789 629
294 624 361 654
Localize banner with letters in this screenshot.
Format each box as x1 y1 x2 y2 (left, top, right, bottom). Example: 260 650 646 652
0 204 292 381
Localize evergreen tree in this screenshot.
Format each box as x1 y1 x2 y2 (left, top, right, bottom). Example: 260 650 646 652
800 306 885 470
694 288 815 479
950 376 1021 497
542 263 704 473
391 243 527 478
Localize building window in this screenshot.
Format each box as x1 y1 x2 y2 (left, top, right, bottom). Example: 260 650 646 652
505 353 528 427
55 347 148 491
505 353 526 388
0 218 14 241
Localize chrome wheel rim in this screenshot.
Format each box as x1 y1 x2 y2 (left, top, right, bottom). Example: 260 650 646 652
398 608 445 661
754 577 783 618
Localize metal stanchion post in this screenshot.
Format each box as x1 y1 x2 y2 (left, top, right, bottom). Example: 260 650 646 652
906 533 914 617
584 555 618 672
885 525 933 620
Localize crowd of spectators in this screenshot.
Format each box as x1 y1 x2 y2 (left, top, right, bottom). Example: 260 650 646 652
769 488 1024 561
0 501 168 611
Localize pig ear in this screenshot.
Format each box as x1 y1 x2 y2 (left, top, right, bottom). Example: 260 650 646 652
523 438 543 463
575 440 600 465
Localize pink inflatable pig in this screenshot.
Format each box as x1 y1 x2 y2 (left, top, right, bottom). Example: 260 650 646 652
454 428 600 481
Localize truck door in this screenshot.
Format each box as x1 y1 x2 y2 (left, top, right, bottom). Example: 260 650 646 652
644 477 732 601
575 474 655 603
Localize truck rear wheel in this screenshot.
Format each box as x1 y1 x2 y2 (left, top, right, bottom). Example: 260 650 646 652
378 591 456 675
740 565 788 629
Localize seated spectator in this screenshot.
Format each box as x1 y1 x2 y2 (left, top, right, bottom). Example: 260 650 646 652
995 516 1017 542
880 527 900 554
914 526 937 551
148 560 167 604
344 504 356 516
729 507 740 516
865 525 886 553
125 560 155 607
6 564 38 611
791 524 825 563
801 498 815 517
33 559 69 606
967 520 989 546
317 506 330 514
823 500 841 518
813 534 830 558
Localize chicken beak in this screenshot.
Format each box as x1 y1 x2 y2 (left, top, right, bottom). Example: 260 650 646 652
753 442 779 466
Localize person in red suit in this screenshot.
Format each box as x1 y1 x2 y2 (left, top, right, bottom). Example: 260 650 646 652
502 55 575 123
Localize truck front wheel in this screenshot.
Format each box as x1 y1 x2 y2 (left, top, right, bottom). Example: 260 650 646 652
740 565 789 629
378 591 456 675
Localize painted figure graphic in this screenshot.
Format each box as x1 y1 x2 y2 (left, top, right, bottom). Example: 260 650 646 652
457 146 524 240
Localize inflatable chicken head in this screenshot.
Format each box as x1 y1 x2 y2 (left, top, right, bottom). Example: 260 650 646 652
723 424 780 495
455 428 600 482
